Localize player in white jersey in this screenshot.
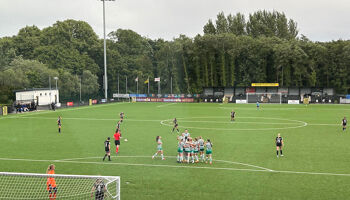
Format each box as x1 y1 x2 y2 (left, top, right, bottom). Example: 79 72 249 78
184 138 191 163
205 139 213 164
177 140 185 163
198 136 205 162
189 138 195 163
152 136 165 160
183 129 190 141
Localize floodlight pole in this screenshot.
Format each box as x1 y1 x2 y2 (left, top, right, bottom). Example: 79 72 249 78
102 0 108 100
101 0 115 99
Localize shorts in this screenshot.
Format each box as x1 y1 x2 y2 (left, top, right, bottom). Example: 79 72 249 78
206 150 212 155
276 143 282 147
200 148 204 152
157 147 162 151
184 150 190 154
47 185 57 193
95 192 105 200
115 140 120 145
194 150 198 154
105 148 110 153
177 148 183 153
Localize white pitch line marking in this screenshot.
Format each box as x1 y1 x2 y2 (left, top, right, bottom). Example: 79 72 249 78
160 116 308 131
55 156 272 171
0 157 350 177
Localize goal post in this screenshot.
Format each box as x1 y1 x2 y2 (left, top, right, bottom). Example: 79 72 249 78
0 172 120 200
246 93 282 104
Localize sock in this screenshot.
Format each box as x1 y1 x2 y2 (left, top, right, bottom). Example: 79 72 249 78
116 146 119 153
202 154 205 161
343 127 346 131
187 155 189 162
153 153 158 157
180 156 183 162
53 193 56 200
161 154 164 159
209 157 212 163
280 150 283 155
108 155 111 161
172 128 175 132
177 128 179 132
191 156 194 162
103 154 107 161
276 150 279 155
58 128 61 133
195 155 198 161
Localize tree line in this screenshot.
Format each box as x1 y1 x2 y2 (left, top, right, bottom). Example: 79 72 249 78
0 10 349 104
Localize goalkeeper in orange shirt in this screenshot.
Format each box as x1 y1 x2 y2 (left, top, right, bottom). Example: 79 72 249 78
46 164 57 200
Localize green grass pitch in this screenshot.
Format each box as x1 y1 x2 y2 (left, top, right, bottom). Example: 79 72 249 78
1 102 350 199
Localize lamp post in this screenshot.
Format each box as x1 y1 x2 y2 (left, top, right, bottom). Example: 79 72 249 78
100 0 115 100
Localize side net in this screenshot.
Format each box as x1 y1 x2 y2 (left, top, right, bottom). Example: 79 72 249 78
0 172 120 200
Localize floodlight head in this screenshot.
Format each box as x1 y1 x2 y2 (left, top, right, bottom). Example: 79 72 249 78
53 77 58 80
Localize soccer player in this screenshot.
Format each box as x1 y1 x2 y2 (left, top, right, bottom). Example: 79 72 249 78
57 116 62 133
152 136 165 160
103 137 111 161
116 120 121 131
205 139 213 164
46 164 57 200
231 110 235 121
183 129 190 141
172 118 179 133
198 136 205 162
177 139 184 163
91 179 106 200
342 117 347 131
276 133 284 157
184 138 191 163
114 130 121 155
256 101 260 110
120 112 124 122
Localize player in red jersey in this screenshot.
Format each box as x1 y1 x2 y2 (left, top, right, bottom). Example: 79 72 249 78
114 130 121 155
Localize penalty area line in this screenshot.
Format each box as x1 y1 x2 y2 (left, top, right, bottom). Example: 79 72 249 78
1 157 350 177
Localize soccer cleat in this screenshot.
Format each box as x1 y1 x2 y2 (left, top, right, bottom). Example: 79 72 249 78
281 154 284 157
162 158 165 160
152 156 155 159
277 155 279 158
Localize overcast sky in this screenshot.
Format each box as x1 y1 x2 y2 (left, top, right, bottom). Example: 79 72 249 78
0 0 349 42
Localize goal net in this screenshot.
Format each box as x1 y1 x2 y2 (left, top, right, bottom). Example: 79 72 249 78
246 93 282 104
0 172 120 200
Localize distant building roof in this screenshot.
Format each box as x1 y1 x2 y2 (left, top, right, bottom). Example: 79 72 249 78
14 88 59 93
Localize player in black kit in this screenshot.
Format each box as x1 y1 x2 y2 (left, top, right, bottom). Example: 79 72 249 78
57 116 62 133
342 117 347 131
103 137 111 161
172 118 179 133
276 133 284 157
91 179 106 200
120 112 124 123
230 110 235 121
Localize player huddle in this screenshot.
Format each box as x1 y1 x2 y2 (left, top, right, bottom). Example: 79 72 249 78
176 130 213 164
